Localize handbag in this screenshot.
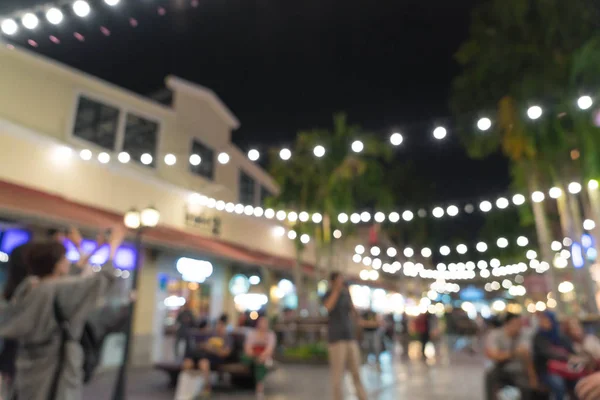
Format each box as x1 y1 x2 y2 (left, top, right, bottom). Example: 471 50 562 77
547 358 591 381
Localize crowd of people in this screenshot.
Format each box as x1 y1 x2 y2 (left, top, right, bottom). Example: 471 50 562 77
484 311 600 400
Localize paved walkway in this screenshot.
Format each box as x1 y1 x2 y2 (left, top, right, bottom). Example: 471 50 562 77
85 341 487 400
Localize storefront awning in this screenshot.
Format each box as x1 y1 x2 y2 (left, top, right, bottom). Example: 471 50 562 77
0 179 315 275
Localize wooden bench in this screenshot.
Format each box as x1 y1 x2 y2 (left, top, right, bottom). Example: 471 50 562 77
154 331 275 389
154 361 255 388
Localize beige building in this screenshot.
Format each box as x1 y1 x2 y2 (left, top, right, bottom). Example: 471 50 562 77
0 45 385 366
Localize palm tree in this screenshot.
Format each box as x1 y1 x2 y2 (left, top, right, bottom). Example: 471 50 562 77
451 0 600 313
267 113 395 309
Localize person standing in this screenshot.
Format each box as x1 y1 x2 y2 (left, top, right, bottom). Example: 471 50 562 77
174 303 196 360
322 272 367 400
0 226 126 400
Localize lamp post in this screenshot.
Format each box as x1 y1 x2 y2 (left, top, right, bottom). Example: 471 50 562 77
112 206 160 400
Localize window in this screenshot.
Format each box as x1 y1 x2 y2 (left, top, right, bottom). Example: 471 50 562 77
73 96 120 150
260 186 273 206
190 139 214 180
71 95 161 170
239 171 256 205
122 114 159 168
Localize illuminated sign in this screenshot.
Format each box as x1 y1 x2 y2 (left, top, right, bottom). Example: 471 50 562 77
65 239 137 270
572 242 584 269
229 274 250 296
234 293 268 311
185 212 221 236
0 229 31 254
176 257 213 283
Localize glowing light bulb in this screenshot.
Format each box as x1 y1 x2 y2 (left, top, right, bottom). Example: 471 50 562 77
477 117 492 131
433 126 447 140
390 132 403 146
578 96 593 110
527 105 543 120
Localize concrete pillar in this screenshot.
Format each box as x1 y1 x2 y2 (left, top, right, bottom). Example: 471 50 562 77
209 262 228 320
131 248 158 366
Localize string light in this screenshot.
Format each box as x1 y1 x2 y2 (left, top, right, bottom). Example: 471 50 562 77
578 96 593 110
433 127 447 140
402 210 414 221
22 13 39 30
338 213 349 223
279 148 291 161
313 145 326 158
80 149 92 161
390 132 403 146
477 117 492 131
117 152 130 163
248 149 260 161
432 207 444 218
1 19 18 35
46 8 63 25
73 1 91 18
351 140 364 153
189 154 201 166
374 212 386 223
479 201 492 212
495 198 509 209
549 187 562 199
446 205 459 216
512 194 525 205
527 105 543 120
217 152 230 164
584 219 596 230
164 154 176 166
568 182 582 194
531 191 545 203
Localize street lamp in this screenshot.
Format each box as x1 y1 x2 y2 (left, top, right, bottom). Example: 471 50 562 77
113 206 160 400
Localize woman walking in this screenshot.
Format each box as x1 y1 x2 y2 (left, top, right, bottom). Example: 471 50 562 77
0 227 125 400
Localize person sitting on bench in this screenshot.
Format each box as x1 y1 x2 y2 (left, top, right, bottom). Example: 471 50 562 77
484 313 537 400
182 314 232 398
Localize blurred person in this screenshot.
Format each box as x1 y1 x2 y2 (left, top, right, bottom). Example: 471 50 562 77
322 272 367 400
0 226 109 397
533 311 577 400
243 315 276 399
174 303 196 360
361 309 382 369
0 226 125 400
565 318 600 363
399 312 410 359
484 313 536 400
182 314 233 398
414 312 432 360
577 371 600 400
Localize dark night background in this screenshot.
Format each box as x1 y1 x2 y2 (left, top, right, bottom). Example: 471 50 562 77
0 0 510 207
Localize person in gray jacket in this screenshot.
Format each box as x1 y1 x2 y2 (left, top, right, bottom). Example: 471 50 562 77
0 226 126 400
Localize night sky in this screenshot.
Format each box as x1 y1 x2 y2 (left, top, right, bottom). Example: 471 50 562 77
1 0 510 204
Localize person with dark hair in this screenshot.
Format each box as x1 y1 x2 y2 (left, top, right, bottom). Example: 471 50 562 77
322 271 367 400
0 227 125 400
533 311 578 399
243 315 276 399
174 303 196 360
182 313 233 398
484 313 536 400
0 242 30 397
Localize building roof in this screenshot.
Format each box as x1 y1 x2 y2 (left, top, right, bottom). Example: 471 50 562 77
166 76 241 130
